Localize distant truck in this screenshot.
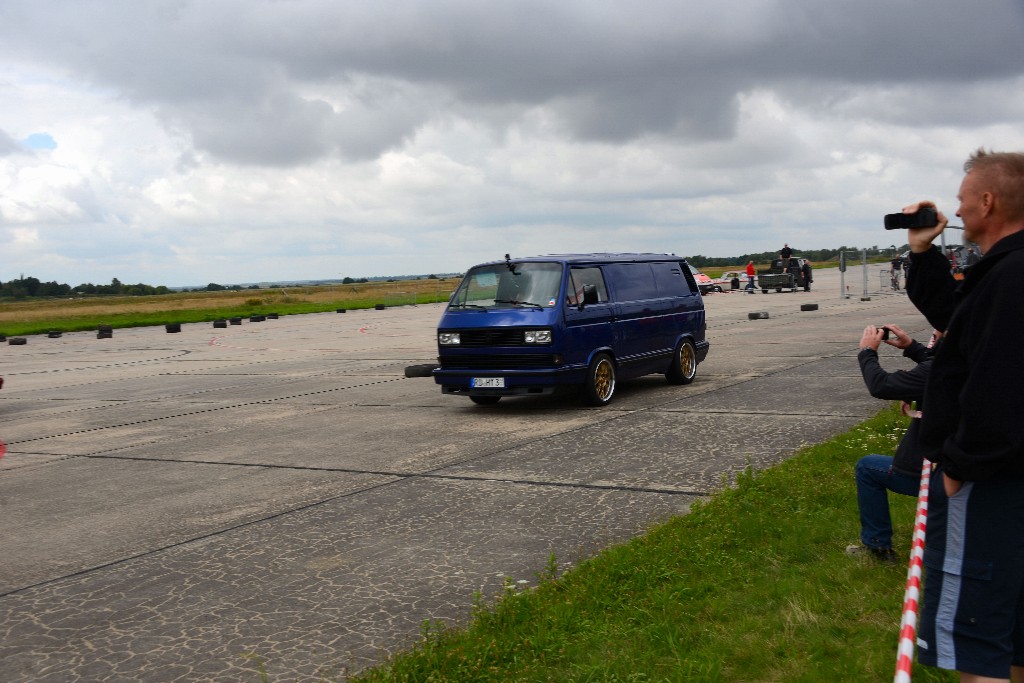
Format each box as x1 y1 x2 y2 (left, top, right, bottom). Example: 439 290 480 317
757 258 811 293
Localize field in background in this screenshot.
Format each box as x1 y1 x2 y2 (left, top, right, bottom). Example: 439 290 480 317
0 277 462 337
2 257 889 337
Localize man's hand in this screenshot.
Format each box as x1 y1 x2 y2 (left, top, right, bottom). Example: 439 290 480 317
881 323 913 350
903 201 949 253
943 473 962 497
859 325 885 351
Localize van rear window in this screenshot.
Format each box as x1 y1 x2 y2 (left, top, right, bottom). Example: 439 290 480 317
652 261 693 297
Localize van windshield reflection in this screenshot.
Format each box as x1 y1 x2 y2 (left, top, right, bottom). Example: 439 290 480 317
449 262 563 310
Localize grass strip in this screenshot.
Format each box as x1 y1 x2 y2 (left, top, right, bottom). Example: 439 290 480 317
339 403 955 682
0 281 459 337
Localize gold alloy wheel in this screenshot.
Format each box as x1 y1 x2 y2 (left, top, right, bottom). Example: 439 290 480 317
680 342 696 379
593 357 615 401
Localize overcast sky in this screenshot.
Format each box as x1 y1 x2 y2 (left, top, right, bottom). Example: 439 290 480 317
2 1 1024 286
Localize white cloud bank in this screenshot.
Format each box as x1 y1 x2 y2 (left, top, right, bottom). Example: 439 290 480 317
1 0 1023 286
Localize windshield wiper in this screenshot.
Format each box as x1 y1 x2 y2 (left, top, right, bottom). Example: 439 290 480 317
451 303 487 309
494 299 544 309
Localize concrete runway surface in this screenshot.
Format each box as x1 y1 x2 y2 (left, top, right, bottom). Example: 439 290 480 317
0 266 926 681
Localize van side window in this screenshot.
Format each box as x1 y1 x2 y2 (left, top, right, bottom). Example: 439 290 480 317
567 267 609 305
603 263 656 302
651 261 693 297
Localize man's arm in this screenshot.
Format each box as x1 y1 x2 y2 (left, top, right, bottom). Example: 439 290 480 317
856 325 929 402
906 247 958 331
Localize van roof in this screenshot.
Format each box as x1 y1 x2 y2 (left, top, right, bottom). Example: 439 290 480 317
474 253 687 266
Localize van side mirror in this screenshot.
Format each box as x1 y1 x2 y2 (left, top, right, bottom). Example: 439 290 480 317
579 284 599 310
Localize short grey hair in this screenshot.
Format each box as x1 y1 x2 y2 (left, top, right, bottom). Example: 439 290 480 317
964 148 1024 222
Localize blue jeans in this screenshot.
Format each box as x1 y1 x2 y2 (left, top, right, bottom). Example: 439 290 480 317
855 454 920 549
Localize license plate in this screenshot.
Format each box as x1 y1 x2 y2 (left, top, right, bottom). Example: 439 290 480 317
471 377 505 388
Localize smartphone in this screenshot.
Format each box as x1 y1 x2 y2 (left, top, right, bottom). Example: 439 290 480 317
884 207 938 230
879 326 890 341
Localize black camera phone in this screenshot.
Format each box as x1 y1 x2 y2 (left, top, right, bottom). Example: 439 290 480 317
884 207 938 230
879 326 891 341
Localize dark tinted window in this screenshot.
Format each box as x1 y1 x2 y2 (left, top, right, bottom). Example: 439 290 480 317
604 263 657 302
651 261 692 297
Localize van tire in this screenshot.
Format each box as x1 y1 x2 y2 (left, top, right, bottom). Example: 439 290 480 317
666 339 697 385
469 396 501 405
583 353 616 406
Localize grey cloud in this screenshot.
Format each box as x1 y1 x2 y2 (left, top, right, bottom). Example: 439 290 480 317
2 0 1022 166
0 128 20 156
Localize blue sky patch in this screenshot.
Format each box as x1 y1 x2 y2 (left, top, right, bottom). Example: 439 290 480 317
23 132 57 150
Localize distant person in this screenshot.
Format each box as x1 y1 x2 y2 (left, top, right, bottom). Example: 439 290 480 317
847 324 937 563
800 260 812 291
890 256 903 290
903 149 1024 681
780 243 794 269
963 246 981 268
745 260 756 292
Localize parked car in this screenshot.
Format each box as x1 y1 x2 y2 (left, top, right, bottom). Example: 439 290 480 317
687 264 722 294
712 270 745 290
434 253 710 406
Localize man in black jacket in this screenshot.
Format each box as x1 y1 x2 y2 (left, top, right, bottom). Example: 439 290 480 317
847 324 936 563
901 149 1024 682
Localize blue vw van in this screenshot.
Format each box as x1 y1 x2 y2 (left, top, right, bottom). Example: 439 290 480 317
433 253 709 406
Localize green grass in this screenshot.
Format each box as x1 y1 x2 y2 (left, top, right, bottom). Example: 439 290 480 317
324 404 954 683
0 284 456 337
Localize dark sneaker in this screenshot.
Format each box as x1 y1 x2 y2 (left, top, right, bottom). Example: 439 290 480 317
845 544 898 564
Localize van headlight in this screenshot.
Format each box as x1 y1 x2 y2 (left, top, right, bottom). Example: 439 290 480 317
524 329 552 344
438 332 461 345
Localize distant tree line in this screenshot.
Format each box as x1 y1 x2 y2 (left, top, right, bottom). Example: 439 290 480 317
1 276 171 299
2 252 906 300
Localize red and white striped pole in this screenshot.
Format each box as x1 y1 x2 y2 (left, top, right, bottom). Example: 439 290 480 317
894 459 932 683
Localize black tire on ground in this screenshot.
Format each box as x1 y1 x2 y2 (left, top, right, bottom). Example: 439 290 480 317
165 323 181 333
47 330 62 338
583 353 616 406
748 311 770 320
800 303 819 311
375 303 386 310
404 363 439 378
336 309 346 313
230 317 243 325
9 337 27 345
666 339 698 385
469 395 501 405
213 320 228 328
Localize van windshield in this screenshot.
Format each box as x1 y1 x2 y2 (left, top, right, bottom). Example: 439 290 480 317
449 262 563 309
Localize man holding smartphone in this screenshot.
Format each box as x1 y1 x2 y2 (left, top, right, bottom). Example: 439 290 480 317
902 150 1024 682
848 324 936 563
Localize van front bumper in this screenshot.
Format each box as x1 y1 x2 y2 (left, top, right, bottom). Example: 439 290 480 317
433 364 585 396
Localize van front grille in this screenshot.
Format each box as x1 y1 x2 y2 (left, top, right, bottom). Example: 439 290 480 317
453 329 527 347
